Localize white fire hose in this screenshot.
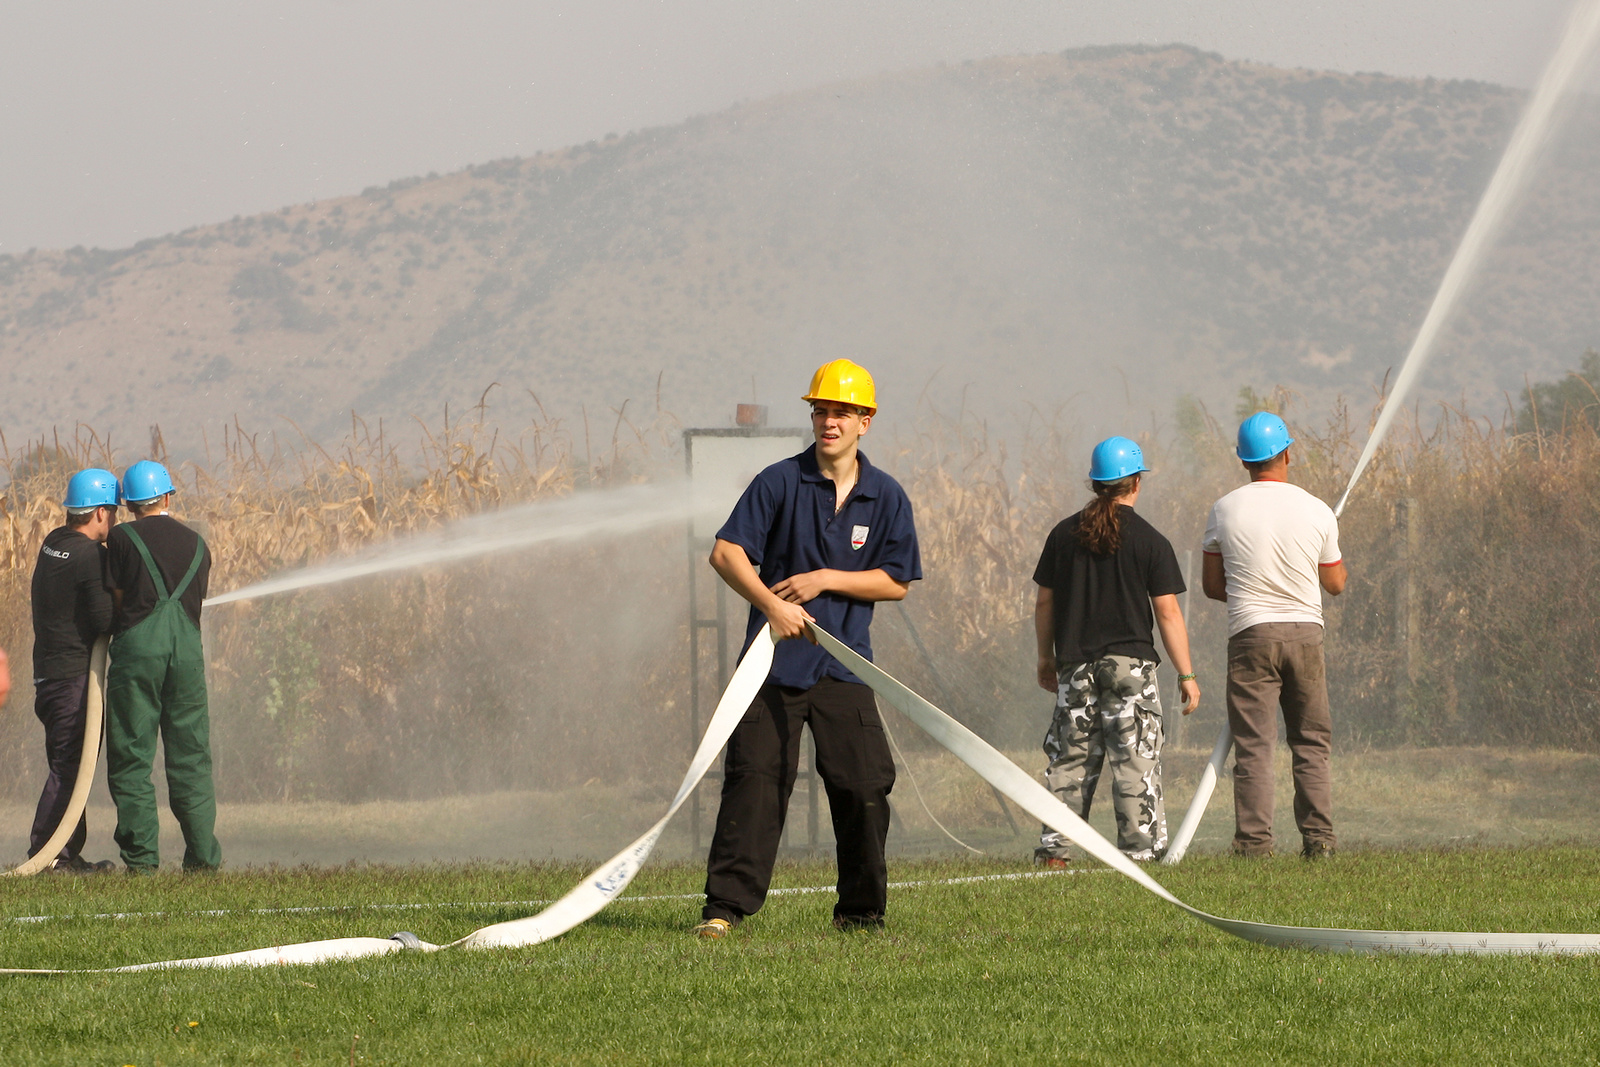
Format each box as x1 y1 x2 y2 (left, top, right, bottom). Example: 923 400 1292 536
2 637 110 879
8 624 1600 974
1159 726 1231 866
1 627 775 973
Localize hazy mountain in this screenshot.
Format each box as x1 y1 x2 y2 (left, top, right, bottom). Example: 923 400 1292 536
3 44 1598 459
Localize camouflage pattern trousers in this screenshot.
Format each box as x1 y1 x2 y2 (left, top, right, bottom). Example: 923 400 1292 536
1037 655 1167 862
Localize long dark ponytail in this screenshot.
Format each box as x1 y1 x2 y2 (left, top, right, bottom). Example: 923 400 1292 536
1075 474 1139 555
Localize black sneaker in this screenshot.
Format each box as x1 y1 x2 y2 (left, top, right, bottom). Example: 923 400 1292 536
832 914 885 932
1301 841 1336 861
49 856 116 874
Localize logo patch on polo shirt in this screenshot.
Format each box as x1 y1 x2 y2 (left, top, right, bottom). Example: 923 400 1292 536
851 525 869 550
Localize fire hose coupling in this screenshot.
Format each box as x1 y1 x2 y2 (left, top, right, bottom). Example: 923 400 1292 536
388 931 427 950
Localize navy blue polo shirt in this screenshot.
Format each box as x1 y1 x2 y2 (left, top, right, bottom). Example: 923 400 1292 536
717 447 922 688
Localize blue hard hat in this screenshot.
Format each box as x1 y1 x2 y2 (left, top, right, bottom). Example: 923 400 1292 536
1089 436 1150 482
121 460 175 505
1237 411 1294 463
63 468 120 510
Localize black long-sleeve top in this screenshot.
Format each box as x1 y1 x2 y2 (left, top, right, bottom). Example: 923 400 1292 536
31 526 114 679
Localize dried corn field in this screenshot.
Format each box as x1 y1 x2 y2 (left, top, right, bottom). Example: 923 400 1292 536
3 391 1600 811
880 390 1600 756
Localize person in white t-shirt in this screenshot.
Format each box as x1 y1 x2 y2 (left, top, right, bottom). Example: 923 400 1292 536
1201 412 1347 859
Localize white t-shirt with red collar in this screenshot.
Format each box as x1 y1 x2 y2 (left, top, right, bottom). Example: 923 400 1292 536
1202 479 1341 637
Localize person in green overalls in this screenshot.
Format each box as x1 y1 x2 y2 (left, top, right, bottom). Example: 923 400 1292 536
104 460 221 873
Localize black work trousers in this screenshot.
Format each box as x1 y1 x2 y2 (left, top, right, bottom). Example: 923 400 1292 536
703 677 896 925
30 675 92 861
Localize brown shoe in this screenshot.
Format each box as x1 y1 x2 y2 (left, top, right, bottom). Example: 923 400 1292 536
1301 841 1336 861
1041 857 1073 870
1230 844 1274 859
692 918 733 940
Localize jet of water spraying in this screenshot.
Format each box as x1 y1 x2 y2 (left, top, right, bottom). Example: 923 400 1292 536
1333 0 1600 518
205 483 693 607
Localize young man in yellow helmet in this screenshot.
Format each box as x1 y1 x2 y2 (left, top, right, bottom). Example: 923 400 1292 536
696 359 922 938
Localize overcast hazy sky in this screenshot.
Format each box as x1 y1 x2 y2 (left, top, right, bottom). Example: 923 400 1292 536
0 0 1586 253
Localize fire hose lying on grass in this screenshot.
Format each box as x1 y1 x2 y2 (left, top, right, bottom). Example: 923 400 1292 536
7 624 1600 975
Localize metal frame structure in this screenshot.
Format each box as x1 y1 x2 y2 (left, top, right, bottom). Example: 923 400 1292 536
684 426 814 853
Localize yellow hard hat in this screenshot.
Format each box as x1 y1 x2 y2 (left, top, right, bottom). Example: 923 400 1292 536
802 359 877 414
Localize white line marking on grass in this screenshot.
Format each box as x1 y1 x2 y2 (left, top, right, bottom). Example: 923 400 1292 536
3 868 1103 925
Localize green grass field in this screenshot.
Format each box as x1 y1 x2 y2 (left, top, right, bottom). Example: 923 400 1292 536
4 850 1600 1065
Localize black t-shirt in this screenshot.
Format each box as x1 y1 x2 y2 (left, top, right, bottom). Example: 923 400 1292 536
104 515 211 633
31 526 114 679
1032 506 1185 665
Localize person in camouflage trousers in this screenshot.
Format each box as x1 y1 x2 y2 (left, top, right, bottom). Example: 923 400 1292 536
1040 656 1166 860
1032 437 1199 865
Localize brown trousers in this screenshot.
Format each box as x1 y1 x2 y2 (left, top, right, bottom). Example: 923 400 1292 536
1226 622 1334 855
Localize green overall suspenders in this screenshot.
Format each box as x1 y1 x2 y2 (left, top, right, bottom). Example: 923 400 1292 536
121 526 206 629
105 524 221 871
